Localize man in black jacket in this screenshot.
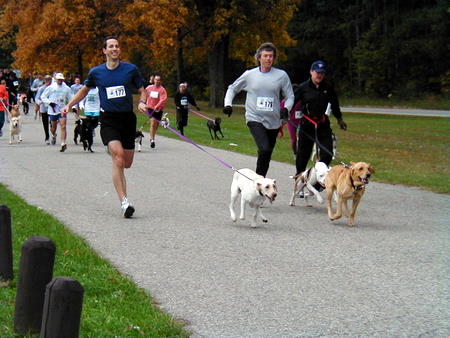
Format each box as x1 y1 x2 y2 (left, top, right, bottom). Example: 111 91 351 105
174 83 199 135
294 60 347 175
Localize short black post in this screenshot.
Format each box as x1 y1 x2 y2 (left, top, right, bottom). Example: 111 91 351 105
14 236 56 335
40 277 84 338
0 205 13 281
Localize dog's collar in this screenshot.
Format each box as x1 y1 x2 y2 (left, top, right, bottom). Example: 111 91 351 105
350 175 364 192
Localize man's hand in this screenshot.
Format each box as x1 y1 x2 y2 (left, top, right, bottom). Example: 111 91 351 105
49 102 56 108
223 105 232 117
61 105 69 116
138 101 147 114
337 118 347 130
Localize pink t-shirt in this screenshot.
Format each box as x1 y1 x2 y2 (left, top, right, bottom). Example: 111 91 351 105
145 85 167 111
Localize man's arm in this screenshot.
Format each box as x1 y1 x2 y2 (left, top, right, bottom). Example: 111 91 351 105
137 87 147 113
61 86 89 115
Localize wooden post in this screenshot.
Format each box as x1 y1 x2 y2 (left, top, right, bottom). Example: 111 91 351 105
14 236 56 334
40 277 84 338
0 205 13 281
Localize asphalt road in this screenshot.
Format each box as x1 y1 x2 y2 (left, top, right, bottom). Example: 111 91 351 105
1 113 448 337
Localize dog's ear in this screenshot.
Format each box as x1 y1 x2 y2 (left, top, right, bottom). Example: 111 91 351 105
256 182 262 192
368 164 375 174
350 161 356 166
272 179 276 184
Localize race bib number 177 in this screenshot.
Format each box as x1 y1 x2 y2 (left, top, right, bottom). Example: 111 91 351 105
106 86 126 99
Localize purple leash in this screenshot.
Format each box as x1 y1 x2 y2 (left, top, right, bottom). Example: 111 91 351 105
149 115 253 181
189 108 215 122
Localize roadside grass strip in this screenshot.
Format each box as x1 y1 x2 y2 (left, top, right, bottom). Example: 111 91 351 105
0 184 189 337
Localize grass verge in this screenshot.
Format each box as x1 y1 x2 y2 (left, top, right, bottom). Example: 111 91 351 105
138 100 449 194
0 185 189 337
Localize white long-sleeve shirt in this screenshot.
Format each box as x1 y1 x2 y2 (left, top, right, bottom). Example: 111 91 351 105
224 66 294 129
81 87 101 116
41 82 73 115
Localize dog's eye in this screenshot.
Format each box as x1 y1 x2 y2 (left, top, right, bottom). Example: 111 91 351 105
266 185 270 189
359 167 363 171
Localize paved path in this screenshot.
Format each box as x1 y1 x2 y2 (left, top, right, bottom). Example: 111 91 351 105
234 105 450 117
340 107 450 117
1 114 448 337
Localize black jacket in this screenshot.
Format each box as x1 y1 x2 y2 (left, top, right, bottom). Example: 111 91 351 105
174 91 197 111
294 79 342 120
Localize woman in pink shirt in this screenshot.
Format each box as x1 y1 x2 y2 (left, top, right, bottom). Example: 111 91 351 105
145 75 167 149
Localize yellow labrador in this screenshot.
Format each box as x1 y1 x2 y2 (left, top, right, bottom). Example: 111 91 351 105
325 161 375 226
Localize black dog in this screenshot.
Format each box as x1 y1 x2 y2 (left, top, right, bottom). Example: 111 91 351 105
135 129 144 152
207 117 224 140
74 120 82 145
74 118 94 152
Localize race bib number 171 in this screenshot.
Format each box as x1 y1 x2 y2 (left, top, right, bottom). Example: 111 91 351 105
106 86 126 99
256 97 274 111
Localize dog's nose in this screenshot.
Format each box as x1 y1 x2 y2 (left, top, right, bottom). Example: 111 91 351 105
366 173 371 178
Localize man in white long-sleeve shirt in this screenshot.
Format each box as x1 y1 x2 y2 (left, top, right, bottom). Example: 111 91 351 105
41 73 73 152
224 42 294 177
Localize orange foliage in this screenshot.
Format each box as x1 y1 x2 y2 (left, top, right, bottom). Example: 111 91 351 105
1 0 298 75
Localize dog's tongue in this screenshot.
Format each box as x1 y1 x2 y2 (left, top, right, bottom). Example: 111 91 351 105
362 178 369 184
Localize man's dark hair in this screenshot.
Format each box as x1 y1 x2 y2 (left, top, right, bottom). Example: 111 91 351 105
103 36 119 49
254 42 277 65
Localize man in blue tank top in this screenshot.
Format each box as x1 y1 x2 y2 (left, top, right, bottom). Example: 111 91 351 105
63 36 148 218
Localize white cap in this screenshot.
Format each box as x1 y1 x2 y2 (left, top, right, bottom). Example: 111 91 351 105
55 73 65 80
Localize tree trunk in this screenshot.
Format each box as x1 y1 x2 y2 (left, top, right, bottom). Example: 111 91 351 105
176 28 185 85
208 38 227 108
77 48 83 79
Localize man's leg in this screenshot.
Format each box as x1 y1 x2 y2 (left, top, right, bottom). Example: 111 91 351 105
149 119 159 148
108 141 135 217
50 120 58 145
59 116 67 151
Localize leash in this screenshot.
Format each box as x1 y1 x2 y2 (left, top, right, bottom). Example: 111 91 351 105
146 112 254 181
189 108 215 122
287 118 349 168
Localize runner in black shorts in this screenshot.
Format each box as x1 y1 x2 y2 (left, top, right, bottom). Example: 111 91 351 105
100 111 137 149
63 36 148 218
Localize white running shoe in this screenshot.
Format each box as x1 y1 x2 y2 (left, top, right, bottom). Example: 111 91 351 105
121 197 135 218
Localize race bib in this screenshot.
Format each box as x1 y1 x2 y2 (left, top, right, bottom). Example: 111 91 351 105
150 91 159 99
180 98 188 106
295 110 302 119
13 81 19 87
256 97 274 111
106 86 126 99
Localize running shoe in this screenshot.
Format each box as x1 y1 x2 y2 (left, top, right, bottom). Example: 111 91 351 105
45 138 50 145
51 135 56 145
150 140 155 149
121 198 135 218
60 144 67 152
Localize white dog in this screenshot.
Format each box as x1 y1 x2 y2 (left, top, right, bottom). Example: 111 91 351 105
229 168 277 227
9 116 22 144
289 161 329 207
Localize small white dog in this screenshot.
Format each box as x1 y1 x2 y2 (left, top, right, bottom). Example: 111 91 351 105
289 161 329 207
229 168 277 227
9 116 22 144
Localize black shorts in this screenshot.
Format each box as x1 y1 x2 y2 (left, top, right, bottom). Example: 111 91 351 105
146 109 163 121
100 111 136 150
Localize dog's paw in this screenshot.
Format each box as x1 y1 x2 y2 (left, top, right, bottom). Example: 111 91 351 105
250 222 259 228
317 196 324 204
262 218 268 223
289 201 295 206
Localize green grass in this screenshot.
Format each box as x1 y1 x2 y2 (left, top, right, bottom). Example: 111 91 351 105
0 185 189 337
340 95 449 110
138 99 449 194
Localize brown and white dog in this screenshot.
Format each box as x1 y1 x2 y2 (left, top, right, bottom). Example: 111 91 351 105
229 168 277 227
289 161 329 207
9 116 22 144
325 161 375 226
